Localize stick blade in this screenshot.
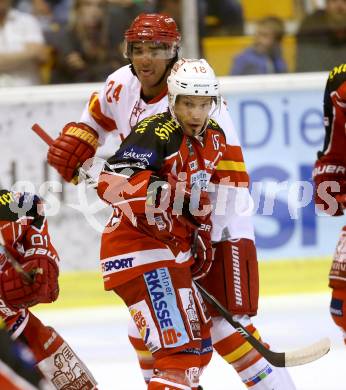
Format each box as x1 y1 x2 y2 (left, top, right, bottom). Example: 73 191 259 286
284 337 331 367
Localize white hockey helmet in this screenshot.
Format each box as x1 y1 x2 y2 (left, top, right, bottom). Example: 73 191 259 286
167 58 220 114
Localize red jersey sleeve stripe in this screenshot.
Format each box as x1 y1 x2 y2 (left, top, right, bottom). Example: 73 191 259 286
222 145 245 162
212 144 249 185
213 170 249 186
88 93 117 131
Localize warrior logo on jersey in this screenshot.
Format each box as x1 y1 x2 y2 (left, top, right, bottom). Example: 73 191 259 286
144 268 189 348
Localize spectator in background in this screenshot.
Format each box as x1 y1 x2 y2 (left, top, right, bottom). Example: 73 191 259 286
0 0 49 87
15 0 72 32
106 0 156 51
203 0 244 36
157 0 206 55
296 0 346 72
48 0 125 84
230 16 287 75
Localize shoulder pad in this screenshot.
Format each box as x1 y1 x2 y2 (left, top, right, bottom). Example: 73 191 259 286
207 118 225 136
327 64 346 91
135 112 180 142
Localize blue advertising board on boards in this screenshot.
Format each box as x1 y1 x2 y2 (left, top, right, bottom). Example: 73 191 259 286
225 85 344 260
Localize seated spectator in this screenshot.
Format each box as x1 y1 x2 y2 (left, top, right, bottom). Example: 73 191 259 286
296 0 346 72
48 0 126 84
0 0 49 87
230 16 287 76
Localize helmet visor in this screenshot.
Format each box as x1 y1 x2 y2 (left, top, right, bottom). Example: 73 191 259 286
124 41 178 60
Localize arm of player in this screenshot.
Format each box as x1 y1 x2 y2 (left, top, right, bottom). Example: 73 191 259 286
313 77 346 216
0 194 59 310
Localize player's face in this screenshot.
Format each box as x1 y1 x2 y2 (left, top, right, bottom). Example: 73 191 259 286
174 95 213 137
130 42 171 96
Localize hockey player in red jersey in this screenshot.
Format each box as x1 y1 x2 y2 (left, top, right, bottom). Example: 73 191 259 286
46 13 296 389
312 63 346 344
97 58 223 389
0 189 98 389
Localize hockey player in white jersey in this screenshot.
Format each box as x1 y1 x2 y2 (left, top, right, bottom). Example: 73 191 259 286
47 13 296 390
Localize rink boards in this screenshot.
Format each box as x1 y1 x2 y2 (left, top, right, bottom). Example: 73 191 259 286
1 73 344 271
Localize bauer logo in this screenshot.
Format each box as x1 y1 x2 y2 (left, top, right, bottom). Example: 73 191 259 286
8 314 26 335
144 268 189 348
102 257 134 273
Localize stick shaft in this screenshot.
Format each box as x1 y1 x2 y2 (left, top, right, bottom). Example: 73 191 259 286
31 123 53 146
195 280 330 367
0 244 33 283
31 123 94 186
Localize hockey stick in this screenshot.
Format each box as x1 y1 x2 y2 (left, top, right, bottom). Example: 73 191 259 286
0 242 34 284
194 280 330 367
32 123 54 146
31 123 94 185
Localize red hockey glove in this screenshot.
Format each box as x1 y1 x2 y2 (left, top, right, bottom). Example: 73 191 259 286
313 157 346 216
191 222 213 280
47 122 98 183
0 258 59 310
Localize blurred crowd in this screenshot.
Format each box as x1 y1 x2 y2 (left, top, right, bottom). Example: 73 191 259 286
0 0 345 86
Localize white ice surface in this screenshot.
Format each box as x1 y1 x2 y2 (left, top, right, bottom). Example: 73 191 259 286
35 292 343 390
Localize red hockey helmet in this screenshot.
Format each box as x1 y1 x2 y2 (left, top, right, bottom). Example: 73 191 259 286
124 13 181 59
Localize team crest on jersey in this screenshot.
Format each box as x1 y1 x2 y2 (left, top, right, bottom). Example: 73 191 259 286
129 101 146 129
